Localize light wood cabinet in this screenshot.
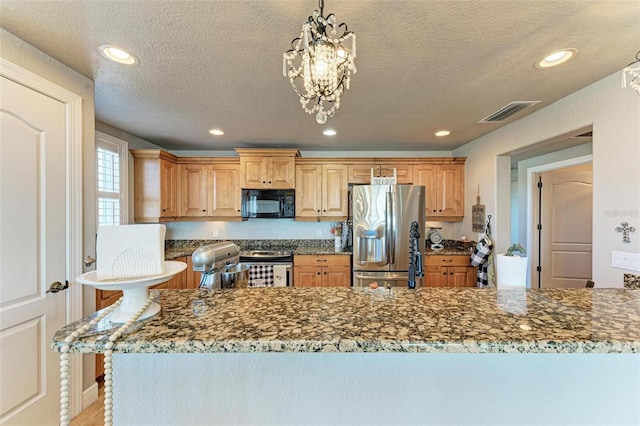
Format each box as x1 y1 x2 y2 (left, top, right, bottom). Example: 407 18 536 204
235 148 299 189
132 149 178 222
295 163 348 221
185 255 200 288
424 255 476 287
415 162 465 221
293 255 351 287
348 163 413 184
178 163 241 219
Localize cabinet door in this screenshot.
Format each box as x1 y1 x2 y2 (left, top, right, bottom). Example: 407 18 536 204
160 159 178 217
447 266 472 287
379 164 413 184
179 164 208 217
210 165 241 217
439 164 464 217
295 164 322 219
240 157 267 188
424 266 449 287
321 164 348 218
270 157 295 188
293 266 323 287
185 256 200 288
322 266 351 287
415 165 438 217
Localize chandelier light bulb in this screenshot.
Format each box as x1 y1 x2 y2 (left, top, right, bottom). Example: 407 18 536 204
316 111 328 124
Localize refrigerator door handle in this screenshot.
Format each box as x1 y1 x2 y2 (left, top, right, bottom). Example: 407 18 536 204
386 190 396 264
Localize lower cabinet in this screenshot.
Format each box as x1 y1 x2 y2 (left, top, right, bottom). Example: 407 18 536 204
424 255 476 287
293 255 351 287
95 255 196 379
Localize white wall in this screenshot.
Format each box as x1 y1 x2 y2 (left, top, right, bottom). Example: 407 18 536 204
453 72 640 287
0 29 97 390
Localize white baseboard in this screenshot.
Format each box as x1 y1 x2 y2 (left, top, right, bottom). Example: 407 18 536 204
82 382 99 410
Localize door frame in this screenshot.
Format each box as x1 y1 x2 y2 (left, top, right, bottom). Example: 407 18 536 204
1 58 84 416
526 154 592 288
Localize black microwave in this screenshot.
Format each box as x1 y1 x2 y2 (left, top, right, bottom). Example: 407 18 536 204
241 189 295 219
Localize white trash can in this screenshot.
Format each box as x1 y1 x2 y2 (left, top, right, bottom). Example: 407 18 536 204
496 254 528 288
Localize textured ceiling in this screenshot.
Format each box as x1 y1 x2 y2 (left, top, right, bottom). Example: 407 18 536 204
1 0 638 152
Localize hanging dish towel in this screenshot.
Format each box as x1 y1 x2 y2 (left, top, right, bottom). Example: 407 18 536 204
249 264 274 287
470 236 493 288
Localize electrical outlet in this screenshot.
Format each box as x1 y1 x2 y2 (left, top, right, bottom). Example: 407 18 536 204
212 229 219 238
316 229 322 237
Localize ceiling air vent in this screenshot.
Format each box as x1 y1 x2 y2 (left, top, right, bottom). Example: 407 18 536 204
478 101 541 123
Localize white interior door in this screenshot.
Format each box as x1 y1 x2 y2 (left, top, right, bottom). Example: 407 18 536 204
538 164 593 288
0 76 67 425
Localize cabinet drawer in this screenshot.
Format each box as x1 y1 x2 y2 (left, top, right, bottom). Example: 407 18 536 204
425 255 471 267
294 254 350 267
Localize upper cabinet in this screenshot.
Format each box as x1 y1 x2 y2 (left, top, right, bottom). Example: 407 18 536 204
235 148 299 189
131 149 178 222
295 162 348 221
348 163 413 184
131 149 466 223
178 162 241 219
415 159 465 221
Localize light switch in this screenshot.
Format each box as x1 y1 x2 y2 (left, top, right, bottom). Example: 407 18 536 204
612 251 640 272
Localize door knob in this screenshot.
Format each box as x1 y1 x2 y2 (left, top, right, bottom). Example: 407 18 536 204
47 281 69 293
84 256 96 267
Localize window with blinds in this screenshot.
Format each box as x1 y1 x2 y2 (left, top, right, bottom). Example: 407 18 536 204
96 132 128 227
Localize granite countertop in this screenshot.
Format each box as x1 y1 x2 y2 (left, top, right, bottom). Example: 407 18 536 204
52 287 640 355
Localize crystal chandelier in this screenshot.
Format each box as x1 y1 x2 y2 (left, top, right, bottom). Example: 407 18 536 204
283 0 356 124
621 50 640 95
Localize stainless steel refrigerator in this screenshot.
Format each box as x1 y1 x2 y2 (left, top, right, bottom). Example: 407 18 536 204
352 185 425 288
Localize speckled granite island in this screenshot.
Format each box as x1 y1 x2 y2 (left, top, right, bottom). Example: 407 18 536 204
53 288 640 425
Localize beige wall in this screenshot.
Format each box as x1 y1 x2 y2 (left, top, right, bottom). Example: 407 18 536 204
453 72 640 287
1 28 98 390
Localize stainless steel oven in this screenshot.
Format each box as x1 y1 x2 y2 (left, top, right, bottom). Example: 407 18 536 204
239 250 293 287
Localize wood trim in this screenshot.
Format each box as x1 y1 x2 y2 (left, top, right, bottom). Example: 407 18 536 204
175 157 239 165
130 148 178 162
295 157 466 165
234 148 300 157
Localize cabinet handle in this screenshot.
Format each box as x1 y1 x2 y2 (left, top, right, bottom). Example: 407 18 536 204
450 272 453 275
432 209 436 212
268 181 272 184
442 272 447 275
323 209 326 212
202 209 206 212
442 259 453 263
317 272 321 275
262 181 266 184
439 209 443 212
323 272 327 275
317 259 327 262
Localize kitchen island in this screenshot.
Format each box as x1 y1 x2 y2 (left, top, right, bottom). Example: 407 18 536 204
53 287 640 425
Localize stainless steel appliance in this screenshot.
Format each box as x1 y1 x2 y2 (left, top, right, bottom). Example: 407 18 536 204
352 185 425 288
192 241 242 289
241 189 295 219
239 250 293 287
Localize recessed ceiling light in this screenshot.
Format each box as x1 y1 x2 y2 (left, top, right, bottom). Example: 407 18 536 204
209 129 224 136
99 45 139 65
535 48 578 69
435 130 450 137
323 129 337 136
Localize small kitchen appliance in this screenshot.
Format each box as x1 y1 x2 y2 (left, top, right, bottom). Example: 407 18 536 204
192 241 244 289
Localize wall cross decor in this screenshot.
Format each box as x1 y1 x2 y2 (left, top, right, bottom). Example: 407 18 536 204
615 222 636 243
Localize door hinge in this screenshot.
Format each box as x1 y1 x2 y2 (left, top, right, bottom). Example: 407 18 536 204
537 180 542 189
536 266 542 272
537 224 542 230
